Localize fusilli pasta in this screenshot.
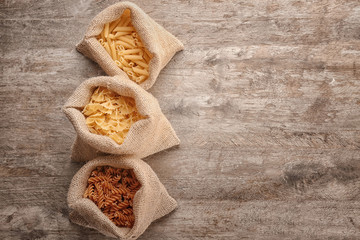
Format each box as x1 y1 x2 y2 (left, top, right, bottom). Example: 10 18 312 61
83 166 141 228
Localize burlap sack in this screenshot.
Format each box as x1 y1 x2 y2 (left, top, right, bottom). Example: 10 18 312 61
76 1 184 90
63 74 180 162
68 155 177 239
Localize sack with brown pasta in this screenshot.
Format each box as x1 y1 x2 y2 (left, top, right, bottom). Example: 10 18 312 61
76 1 184 90
63 74 180 162
68 155 177 239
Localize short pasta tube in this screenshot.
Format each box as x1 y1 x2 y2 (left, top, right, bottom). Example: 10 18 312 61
76 1 184 90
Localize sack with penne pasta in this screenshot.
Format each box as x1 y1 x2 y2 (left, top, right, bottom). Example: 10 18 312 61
63 73 180 162
76 1 184 90
68 155 177 239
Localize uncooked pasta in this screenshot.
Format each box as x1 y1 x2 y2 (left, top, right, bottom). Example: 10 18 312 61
97 9 152 84
83 166 141 228
82 86 145 145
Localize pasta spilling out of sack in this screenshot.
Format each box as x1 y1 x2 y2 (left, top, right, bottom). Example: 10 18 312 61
63 75 180 161
97 9 152 84
82 87 145 145
76 1 184 90
83 166 141 228
68 156 177 239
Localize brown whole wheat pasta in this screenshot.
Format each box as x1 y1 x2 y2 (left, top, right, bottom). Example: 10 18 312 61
83 166 141 228
68 156 178 239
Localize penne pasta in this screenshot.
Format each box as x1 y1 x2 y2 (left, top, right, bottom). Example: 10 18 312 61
114 32 130 38
120 49 142 55
117 17 127 27
119 56 130 67
113 26 135 32
116 45 125 51
123 8 131 17
118 36 135 46
101 29 105 41
104 23 110 38
119 36 136 47
144 48 152 58
115 60 124 68
135 40 143 47
136 75 147 83
122 34 133 40
109 18 123 32
123 67 132 72
123 18 131 27
103 42 111 55
126 70 135 77
132 67 149 76
133 60 148 69
110 41 117 60
97 9 152 84
115 40 134 49
124 55 143 60
143 51 151 62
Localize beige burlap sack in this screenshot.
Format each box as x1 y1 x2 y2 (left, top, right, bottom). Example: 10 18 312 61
63 74 180 162
68 155 177 239
76 1 184 90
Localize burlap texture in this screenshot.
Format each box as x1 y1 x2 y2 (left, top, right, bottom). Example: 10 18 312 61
76 1 184 90
68 155 177 239
63 74 180 162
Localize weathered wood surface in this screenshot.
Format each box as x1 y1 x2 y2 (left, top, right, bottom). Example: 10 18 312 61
1 0 360 239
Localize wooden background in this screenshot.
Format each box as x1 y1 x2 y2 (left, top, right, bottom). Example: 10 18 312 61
1 0 360 239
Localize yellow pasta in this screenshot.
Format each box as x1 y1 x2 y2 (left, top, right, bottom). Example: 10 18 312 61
110 41 117 60
109 18 122 32
119 57 130 67
132 67 149 76
97 9 152 84
115 60 124 68
82 87 145 145
104 23 110 38
113 26 135 32
114 31 130 38
133 60 148 69
117 36 135 46
124 55 143 60
122 67 132 72
136 75 147 82
115 40 134 49
103 42 111 55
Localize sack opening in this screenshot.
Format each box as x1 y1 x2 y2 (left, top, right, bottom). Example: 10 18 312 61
96 8 153 85
82 86 146 145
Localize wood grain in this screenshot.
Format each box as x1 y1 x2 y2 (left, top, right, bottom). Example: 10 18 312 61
1 0 359 239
